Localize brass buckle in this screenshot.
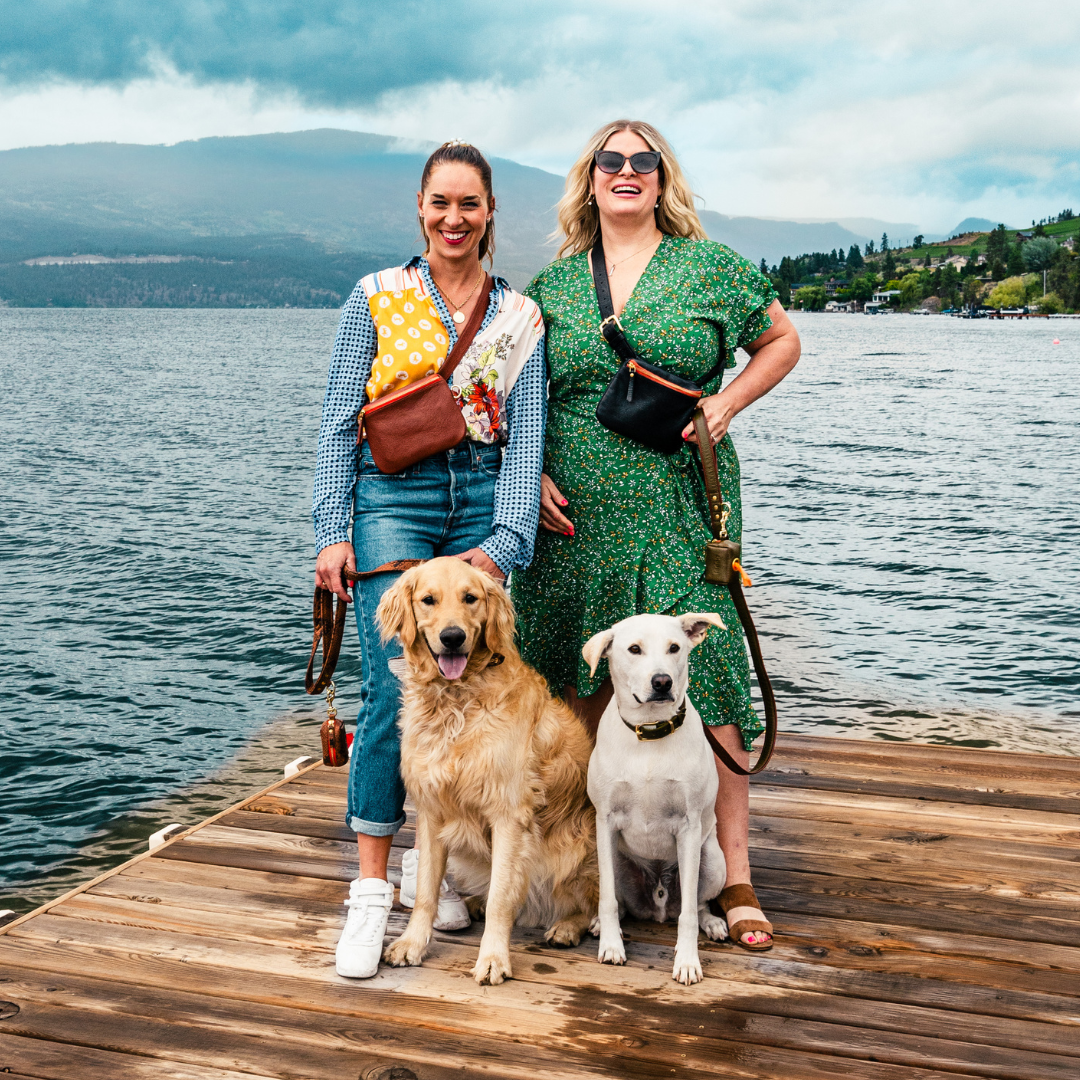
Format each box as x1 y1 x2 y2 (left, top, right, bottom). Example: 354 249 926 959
599 314 623 335
635 718 675 741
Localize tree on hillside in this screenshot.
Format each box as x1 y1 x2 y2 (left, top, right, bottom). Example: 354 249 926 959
1006 244 1024 277
913 234 924 249
865 240 875 256
760 258 768 274
882 249 897 280
880 233 890 251
1034 222 1047 237
985 224 1008 265
1022 236 1058 272
847 244 864 269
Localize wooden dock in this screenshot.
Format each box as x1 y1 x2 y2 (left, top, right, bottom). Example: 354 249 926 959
1 733 1077 1079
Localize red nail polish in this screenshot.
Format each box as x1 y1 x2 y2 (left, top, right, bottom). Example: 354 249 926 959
561 498 568 505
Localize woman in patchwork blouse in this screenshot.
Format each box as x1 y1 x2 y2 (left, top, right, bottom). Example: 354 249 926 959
312 141 546 980
512 120 801 951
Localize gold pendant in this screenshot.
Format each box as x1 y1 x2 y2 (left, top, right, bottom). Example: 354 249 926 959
453 310 466 324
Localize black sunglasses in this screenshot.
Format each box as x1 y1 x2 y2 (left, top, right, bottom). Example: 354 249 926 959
593 150 662 175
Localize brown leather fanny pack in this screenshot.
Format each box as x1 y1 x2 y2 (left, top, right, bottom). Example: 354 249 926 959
359 275 492 474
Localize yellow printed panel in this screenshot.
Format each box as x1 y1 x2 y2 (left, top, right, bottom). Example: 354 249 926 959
365 286 449 401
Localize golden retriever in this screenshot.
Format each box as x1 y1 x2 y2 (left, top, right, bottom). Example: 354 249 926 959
376 557 598 985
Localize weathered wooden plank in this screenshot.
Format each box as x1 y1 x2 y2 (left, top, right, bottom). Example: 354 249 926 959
67 874 1080 1024
152 839 358 882
771 735 1080 776
5 934 1080 1077
751 865 1080 924
755 765 1080 814
757 878 1079 946
749 785 1080 847
750 845 1080 907
0 999 591 1080
219 808 357 842
748 813 1080 876
6 910 1079 1056
0 1033 282 1080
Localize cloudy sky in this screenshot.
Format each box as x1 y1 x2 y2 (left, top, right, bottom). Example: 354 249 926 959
2 1 1077 233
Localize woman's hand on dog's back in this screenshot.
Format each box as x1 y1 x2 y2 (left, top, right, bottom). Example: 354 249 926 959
540 473 574 536
315 541 357 603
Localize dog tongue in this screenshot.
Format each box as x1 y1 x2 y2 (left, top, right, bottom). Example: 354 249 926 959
438 653 468 680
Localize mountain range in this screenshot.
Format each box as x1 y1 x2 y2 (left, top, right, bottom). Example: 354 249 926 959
0 129 977 306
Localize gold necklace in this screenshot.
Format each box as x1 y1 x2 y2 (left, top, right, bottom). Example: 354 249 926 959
608 236 662 276
432 267 484 324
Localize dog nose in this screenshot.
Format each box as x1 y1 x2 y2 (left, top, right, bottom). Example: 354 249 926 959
651 673 673 694
439 626 467 651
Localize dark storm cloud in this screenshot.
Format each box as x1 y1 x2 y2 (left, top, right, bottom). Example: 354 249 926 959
0 1 553 104
0 1 814 108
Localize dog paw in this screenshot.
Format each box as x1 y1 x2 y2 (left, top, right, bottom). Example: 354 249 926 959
699 911 729 942
464 894 486 921
473 951 513 985
597 937 626 965
383 936 425 968
672 952 703 985
545 919 584 948
588 915 601 937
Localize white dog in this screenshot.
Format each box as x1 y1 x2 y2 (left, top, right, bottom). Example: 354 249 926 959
583 613 729 985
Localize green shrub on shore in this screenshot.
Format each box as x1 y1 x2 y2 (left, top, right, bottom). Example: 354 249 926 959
1032 292 1064 314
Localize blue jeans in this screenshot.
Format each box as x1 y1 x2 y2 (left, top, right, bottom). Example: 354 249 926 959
346 440 501 836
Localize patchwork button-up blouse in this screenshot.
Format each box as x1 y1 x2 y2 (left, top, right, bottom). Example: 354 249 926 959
313 256 547 575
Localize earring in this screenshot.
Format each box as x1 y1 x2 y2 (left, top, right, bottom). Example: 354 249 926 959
588 194 595 205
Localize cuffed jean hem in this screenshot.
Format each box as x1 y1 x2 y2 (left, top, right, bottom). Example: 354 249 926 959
349 813 407 838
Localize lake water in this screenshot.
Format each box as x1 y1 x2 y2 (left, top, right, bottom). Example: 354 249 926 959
1 309 1078 914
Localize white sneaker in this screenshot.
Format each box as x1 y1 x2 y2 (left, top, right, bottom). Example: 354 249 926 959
399 848 471 931
336 877 393 978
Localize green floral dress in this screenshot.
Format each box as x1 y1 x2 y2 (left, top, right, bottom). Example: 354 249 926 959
512 236 777 750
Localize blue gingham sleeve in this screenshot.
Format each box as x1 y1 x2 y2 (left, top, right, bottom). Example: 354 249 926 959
480 334 547 576
312 281 376 554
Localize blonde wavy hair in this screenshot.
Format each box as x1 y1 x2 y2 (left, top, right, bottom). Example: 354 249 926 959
554 120 707 259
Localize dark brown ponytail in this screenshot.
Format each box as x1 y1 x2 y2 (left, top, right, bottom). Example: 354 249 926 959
418 141 496 264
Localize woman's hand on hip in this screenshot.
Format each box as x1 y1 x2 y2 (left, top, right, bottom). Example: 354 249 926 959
315 541 356 604
454 548 506 583
539 473 574 536
682 393 735 446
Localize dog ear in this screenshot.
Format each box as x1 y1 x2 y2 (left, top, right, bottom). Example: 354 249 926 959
375 568 420 648
482 577 518 656
582 628 615 677
679 612 725 648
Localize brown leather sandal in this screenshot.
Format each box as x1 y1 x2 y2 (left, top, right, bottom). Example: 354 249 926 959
718 884 773 951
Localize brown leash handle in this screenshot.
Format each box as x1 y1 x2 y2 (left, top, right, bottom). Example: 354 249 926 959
305 559 424 695
693 408 777 776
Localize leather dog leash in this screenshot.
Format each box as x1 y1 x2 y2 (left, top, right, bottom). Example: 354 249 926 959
693 408 778 776
305 560 423 695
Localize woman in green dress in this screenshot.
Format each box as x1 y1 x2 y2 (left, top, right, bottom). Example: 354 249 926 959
512 120 801 949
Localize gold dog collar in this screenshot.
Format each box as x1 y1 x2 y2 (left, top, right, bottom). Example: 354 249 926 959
622 701 687 741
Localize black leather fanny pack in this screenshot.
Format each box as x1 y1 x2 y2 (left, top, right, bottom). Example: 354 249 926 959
592 240 725 454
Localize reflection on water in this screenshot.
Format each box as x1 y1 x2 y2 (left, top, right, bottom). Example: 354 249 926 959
1 308 1077 914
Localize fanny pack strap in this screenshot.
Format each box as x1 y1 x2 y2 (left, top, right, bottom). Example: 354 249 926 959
590 239 726 385
439 273 493 383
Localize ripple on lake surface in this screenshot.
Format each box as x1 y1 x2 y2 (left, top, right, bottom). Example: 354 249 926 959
1 308 1077 913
